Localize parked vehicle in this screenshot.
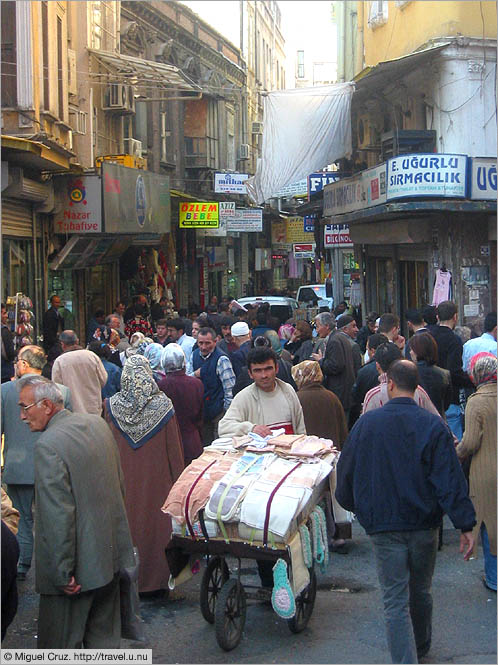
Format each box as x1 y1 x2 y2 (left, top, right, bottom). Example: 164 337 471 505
296 284 334 311
237 296 298 325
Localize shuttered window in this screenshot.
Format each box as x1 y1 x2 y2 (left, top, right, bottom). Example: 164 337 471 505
1 199 34 237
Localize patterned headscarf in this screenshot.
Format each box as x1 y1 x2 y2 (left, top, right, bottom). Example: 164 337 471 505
264 330 282 357
291 360 324 390
144 343 166 382
107 355 174 449
469 352 497 387
161 343 186 373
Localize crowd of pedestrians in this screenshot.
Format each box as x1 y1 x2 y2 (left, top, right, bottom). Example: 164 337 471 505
1 291 496 661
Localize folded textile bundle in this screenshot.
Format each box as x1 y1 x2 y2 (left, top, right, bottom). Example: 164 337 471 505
162 449 241 526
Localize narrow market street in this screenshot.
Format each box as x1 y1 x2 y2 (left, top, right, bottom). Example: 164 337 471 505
4 520 496 664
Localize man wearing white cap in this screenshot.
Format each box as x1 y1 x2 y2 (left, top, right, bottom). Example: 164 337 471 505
230 321 252 377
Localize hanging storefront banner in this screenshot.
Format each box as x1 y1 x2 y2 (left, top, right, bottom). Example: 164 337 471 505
324 224 353 248
387 154 467 200
201 202 234 237
303 215 316 232
272 179 308 198
470 157 497 200
293 243 316 259
102 163 170 234
179 201 219 228
214 173 249 194
271 220 287 244
307 172 340 198
226 208 262 232
54 176 102 233
323 163 386 216
285 217 310 243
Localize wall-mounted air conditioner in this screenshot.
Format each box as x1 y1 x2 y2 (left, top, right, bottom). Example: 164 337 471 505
70 109 87 135
124 138 142 157
102 83 135 113
251 121 264 135
238 144 250 160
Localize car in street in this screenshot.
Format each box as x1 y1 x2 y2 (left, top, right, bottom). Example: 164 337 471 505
236 296 298 325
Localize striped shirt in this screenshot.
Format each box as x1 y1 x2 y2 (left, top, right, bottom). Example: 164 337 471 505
362 373 440 417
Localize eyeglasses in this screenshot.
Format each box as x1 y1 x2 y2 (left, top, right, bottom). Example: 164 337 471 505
19 400 44 413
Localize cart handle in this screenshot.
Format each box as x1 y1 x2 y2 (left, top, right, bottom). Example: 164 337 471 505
263 462 302 547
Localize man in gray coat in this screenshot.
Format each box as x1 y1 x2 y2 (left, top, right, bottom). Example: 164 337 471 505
1 345 72 580
18 375 134 648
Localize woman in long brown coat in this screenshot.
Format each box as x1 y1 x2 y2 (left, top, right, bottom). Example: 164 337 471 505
104 355 184 594
291 360 349 551
456 352 497 591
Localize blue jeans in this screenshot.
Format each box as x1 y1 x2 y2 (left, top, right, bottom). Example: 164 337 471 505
445 404 463 440
481 523 497 591
371 529 438 664
6 484 34 571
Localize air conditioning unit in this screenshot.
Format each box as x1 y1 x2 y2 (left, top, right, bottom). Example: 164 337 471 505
238 144 250 160
102 83 135 113
251 121 264 135
357 115 374 149
124 138 143 158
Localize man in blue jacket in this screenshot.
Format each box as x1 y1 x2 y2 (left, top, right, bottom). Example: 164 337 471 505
336 359 476 664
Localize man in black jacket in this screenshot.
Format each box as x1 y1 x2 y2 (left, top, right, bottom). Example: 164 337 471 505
42 295 64 354
336 360 475 664
349 333 388 426
429 300 473 438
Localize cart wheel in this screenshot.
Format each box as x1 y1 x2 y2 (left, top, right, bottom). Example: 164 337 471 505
288 569 317 634
215 578 247 651
200 557 230 624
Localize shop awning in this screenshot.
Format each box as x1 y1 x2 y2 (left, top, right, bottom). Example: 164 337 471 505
88 49 202 93
1 135 71 172
353 42 451 91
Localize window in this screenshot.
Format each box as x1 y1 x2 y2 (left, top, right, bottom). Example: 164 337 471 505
160 110 173 163
89 2 118 51
226 107 235 171
368 1 388 28
1 1 17 106
57 17 64 119
42 2 49 110
207 100 219 169
297 50 305 79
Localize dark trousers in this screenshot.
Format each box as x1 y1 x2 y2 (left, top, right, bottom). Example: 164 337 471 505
38 574 121 649
6 484 34 570
370 529 438 664
202 411 224 446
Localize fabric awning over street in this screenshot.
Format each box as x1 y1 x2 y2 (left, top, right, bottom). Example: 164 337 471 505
88 49 202 92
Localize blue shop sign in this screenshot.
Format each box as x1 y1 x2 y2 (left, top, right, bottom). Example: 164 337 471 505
387 154 468 200
307 172 340 197
304 214 316 232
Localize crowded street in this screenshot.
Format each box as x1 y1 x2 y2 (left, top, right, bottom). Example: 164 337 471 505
1 1 497 664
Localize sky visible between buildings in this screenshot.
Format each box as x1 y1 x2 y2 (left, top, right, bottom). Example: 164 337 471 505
181 1 338 90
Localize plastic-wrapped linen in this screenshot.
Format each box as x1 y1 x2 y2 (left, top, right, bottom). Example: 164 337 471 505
246 82 354 205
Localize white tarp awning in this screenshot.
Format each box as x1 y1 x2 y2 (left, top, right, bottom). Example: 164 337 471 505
246 82 354 205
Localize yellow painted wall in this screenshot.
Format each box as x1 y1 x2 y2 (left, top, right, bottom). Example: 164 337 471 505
358 1 497 70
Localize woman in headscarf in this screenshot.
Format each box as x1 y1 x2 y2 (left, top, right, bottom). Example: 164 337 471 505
284 320 314 365
291 360 349 553
143 342 166 384
158 344 204 467
456 352 497 591
104 355 184 594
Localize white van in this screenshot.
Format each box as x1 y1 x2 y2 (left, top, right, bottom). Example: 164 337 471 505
296 284 334 311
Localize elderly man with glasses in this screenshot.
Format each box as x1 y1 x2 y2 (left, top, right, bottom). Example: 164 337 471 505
1 345 72 580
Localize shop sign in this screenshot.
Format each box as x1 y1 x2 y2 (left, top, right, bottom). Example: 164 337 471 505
214 172 249 194
179 202 219 228
303 215 316 232
286 217 310 243
307 172 340 197
201 202 234 237
470 157 497 200
271 220 287 244
387 153 467 200
272 179 308 198
207 246 225 267
54 176 102 233
293 243 315 259
323 164 386 216
324 224 353 248
226 208 262 232
102 163 170 234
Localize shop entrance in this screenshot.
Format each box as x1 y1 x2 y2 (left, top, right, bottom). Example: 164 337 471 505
399 260 429 320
